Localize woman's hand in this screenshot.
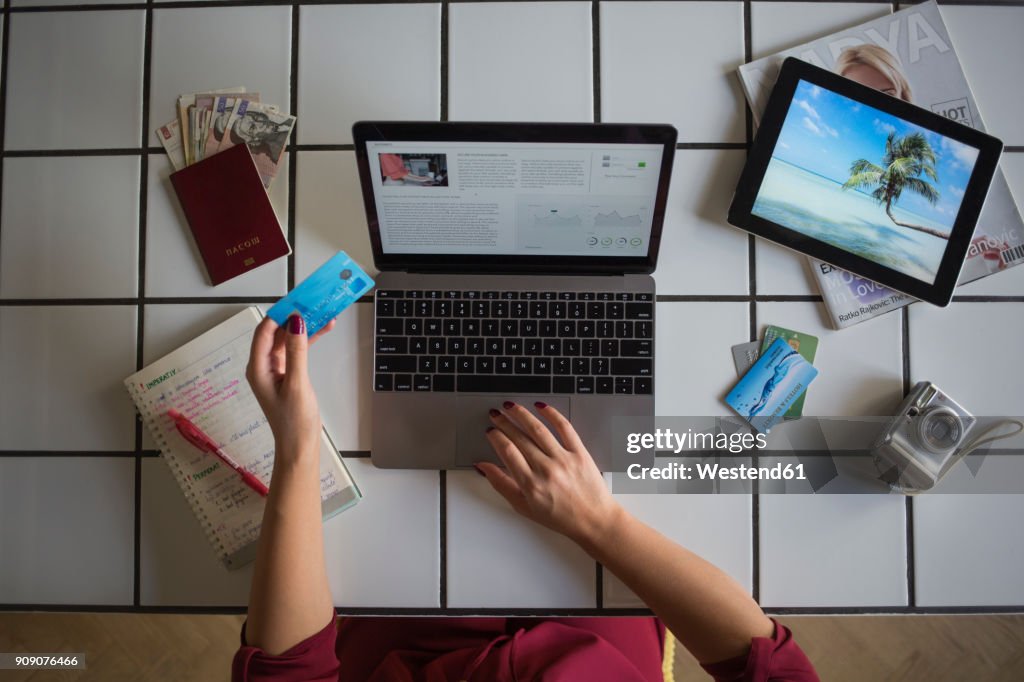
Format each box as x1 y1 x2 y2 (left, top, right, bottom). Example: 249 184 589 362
246 314 335 464
477 401 623 546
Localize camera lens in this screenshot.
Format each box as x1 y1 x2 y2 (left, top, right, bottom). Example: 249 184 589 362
916 406 963 456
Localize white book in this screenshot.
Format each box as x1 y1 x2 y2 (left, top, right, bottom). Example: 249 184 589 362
125 306 360 569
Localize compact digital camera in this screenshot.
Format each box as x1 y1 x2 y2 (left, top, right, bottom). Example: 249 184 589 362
872 381 976 492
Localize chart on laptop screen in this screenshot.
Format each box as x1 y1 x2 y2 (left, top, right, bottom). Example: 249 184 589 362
365 141 664 257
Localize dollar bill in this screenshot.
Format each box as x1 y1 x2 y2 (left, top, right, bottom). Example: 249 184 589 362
214 101 295 188
203 96 234 156
155 119 185 171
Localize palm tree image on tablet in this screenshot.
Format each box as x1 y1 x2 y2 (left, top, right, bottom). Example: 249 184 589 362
750 80 977 284
842 132 948 239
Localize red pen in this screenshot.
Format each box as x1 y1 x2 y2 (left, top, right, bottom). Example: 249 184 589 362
167 408 269 497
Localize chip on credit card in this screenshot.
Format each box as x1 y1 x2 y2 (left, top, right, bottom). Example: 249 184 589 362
267 250 374 336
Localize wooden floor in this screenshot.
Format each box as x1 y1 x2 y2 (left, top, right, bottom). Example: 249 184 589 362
0 613 1022 681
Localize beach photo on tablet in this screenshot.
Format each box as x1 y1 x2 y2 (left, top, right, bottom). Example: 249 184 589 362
751 80 979 284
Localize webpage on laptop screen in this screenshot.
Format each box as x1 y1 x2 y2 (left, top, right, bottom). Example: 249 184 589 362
366 141 664 257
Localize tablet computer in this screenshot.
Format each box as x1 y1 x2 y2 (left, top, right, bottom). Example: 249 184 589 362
728 57 1003 306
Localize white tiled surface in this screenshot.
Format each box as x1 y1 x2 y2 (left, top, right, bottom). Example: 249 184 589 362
604 494 752 607
148 6 291 137
755 302 908 606
908 303 1024 607
601 2 745 143
446 470 595 608
1 156 140 298
0 306 137 451
654 151 749 295
298 4 441 144
448 2 593 122
0 457 134 605
2 1 1023 612
5 11 144 150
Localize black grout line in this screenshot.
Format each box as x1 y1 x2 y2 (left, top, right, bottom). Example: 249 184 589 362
288 2 299 290
595 562 603 608
133 0 155 610
8 294 1024 307
0 0 10 289
743 0 761 605
3 0 1023 15
591 0 600 124
439 469 447 608
3 602 1022 616
901 305 916 608
440 1 448 122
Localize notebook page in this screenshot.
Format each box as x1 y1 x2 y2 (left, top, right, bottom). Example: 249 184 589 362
127 307 359 565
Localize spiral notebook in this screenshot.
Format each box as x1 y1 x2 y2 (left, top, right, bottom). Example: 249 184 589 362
125 306 360 569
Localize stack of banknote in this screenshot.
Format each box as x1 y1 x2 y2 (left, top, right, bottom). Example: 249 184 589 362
155 86 296 189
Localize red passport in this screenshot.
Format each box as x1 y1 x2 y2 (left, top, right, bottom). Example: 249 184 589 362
170 144 291 286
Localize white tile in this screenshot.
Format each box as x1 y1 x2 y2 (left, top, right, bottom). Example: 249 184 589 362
1 156 139 298
145 154 288 297
295 152 377 282
756 301 903 417
654 151 749 295
754 240 819 296
5 11 144 150
0 457 134 604
655 302 749 416
142 303 257 367
759 494 907 607
449 2 592 122
308 302 374 452
913 494 1024 607
902 303 1024 606
956 153 1024 296
149 7 291 139
446 470 595 607
325 459 440 607
140 458 253 606
0 306 137 450
908 302 1024 415
298 4 440 144
601 2 745 143
750 2 892 61
604 494 752 607
943 5 1024 146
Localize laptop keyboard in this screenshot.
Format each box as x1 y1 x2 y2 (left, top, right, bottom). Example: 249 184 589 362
374 290 653 395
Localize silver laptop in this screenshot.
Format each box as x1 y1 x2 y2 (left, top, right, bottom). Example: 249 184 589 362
353 122 677 470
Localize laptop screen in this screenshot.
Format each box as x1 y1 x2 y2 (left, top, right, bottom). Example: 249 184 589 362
353 123 677 273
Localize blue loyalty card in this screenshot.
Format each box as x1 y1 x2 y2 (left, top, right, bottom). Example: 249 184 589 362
725 337 818 433
267 250 374 336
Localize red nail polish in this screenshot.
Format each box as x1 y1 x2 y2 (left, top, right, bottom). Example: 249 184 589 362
288 315 305 335
503 401 515 409
535 401 548 409
473 464 487 477
489 408 500 417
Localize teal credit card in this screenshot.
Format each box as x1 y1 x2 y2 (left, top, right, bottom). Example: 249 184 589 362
267 250 374 336
725 337 819 433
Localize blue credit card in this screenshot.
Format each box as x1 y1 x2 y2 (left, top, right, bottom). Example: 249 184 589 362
725 337 818 433
267 251 374 336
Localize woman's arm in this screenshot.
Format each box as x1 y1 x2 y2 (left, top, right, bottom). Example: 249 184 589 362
243 315 336 655
477 401 773 665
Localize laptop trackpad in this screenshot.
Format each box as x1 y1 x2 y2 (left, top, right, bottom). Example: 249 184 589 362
454 395 572 467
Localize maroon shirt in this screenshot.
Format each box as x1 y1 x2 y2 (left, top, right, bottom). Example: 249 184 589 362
232 616 818 681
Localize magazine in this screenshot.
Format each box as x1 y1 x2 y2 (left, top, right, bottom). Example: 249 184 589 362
738 0 1024 328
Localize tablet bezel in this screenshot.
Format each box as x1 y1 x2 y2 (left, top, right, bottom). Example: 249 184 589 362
728 57 1003 306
